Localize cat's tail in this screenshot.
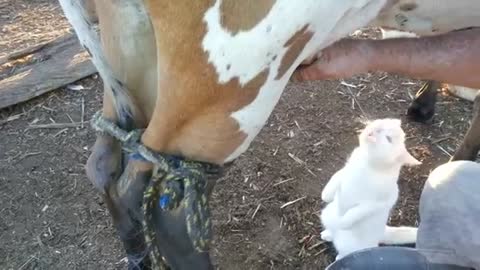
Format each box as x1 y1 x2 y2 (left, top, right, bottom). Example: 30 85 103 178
381 226 417 245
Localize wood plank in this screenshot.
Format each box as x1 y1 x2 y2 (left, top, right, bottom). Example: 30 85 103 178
0 41 50 66
0 33 96 109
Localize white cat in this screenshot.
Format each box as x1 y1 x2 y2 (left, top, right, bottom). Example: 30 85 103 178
320 118 421 260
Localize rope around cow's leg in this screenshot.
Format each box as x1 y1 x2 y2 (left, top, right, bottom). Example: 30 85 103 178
142 160 214 269
142 169 170 270
91 110 218 268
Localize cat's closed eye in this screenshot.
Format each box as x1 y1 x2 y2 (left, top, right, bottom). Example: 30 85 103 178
386 135 393 143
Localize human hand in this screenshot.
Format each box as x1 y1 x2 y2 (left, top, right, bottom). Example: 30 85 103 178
292 39 373 82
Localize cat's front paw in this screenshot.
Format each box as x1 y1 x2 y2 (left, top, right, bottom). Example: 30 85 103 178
321 230 333 242
321 191 334 203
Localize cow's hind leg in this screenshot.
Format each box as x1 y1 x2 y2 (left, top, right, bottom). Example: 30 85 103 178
86 88 154 269
451 92 480 161
102 159 153 269
407 80 439 124
88 92 217 270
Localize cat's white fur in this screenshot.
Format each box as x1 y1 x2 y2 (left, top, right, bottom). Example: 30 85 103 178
320 118 421 260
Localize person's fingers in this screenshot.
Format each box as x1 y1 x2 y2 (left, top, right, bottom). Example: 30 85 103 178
292 40 356 82
292 39 374 82
291 62 330 82
300 53 319 66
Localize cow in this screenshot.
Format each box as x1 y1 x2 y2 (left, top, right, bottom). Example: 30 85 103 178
57 0 480 269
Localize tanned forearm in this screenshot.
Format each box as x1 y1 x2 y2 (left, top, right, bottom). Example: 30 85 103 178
294 28 480 89
369 28 480 89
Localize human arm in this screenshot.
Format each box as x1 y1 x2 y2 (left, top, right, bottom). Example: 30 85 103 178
293 28 480 89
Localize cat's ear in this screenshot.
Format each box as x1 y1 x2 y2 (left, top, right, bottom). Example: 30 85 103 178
400 150 421 166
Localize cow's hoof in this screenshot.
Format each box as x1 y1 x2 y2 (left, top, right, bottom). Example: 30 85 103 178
406 103 435 124
406 81 438 124
86 135 122 193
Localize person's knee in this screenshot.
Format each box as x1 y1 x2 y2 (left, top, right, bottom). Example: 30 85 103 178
422 161 480 198
419 161 480 230
417 161 480 265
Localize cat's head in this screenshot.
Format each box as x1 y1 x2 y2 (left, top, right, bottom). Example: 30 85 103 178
359 118 421 166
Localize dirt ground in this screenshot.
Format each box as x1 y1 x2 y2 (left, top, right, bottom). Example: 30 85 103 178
0 1 475 269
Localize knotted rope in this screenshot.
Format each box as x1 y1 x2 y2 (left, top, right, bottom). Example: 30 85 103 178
90 111 219 269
